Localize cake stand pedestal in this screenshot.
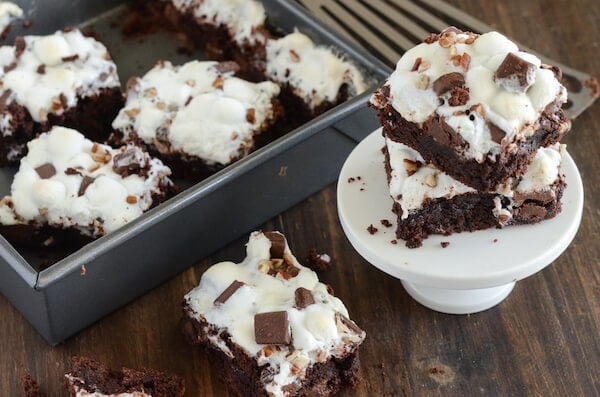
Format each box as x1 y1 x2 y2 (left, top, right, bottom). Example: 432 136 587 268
337 130 583 314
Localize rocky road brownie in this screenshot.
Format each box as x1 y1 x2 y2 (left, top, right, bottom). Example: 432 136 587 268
111 59 281 181
384 131 566 247
65 356 185 397
265 30 368 130
0 126 175 248
0 28 123 165
182 230 365 397
370 28 570 191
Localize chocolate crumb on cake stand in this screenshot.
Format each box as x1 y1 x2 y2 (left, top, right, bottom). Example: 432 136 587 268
337 130 583 314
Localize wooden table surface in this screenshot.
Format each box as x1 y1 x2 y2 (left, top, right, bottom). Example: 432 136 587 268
1 1 599 396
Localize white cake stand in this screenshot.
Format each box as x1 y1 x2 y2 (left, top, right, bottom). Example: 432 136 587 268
337 129 583 314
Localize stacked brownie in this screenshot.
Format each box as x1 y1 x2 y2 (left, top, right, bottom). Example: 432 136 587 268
369 28 571 247
182 230 365 396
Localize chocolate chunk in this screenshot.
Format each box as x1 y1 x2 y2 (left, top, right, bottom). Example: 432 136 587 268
336 313 364 335
35 163 56 179
432 72 465 96
254 311 290 345
3 62 17 73
112 147 144 176
214 280 245 305
294 287 314 309
513 190 555 206
305 248 332 272
424 117 468 148
64 167 81 176
61 54 79 62
36 64 46 74
14 36 25 57
265 232 286 259
514 203 547 222
78 175 95 196
488 123 506 144
494 52 536 92
214 61 240 74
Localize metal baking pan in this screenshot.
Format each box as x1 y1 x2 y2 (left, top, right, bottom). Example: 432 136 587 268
0 0 390 344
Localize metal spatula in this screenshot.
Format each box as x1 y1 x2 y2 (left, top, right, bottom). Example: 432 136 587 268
297 0 598 119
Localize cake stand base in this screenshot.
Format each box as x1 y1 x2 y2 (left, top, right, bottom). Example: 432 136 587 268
401 281 515 314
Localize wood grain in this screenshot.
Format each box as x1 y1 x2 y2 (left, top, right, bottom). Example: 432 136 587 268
1 0 599 396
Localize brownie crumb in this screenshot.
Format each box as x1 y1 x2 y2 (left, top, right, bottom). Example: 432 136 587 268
440 241 450 248
347 177 356 183
380 219 393 227
584 77 600 98
493 238 498 243
390 239 398 245
367 224 378 234
305 248 332 272
21 373 45 397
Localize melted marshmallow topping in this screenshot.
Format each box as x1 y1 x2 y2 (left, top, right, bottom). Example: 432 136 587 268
266 30 367 110
0 2 22 33
112 60 280 166
371 29 568 161
386 129 564 220
0 29 120 130
185 231 365 397
0 126 173 237
170 0 266 44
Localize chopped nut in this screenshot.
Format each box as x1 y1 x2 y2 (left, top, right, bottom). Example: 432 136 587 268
246 108 256 123
417 59 431 72
415 74 430 90
424 173 438 187
257 260 270 274
439 30 457 48
411 57 423 72
186 79 196 87
38 208 48 217
212 76 224 89
144 87 157 98
289 49 300 62
125 108 141 118
403 159 419 176
126 195 138 204
156 102 166 110
459 52 471 71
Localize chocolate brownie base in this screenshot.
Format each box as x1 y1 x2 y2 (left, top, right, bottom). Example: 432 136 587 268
371 85 570 192
0 87 123 165
65 356 185 397
182 313 361 397
383 145 566 248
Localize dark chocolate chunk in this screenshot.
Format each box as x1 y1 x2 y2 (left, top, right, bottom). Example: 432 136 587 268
14 36 25 57
36 64 46 74
488 122 506 144
254 311 290 345
432 72 465 96
294 287 315 309
306 248 332 272
513 190 555 206
214 280 245 305
424 117 468 148
265 232 286 259
35 163 56 179
64 167 81 176
61 54 79 62
78 176 95 196
336 313 364 335
112 147 144 176
494 53 536 92
214 61 240 74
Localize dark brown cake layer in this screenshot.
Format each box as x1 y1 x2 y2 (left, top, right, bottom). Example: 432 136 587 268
182 307 361 397
371 85 570 192
383 145 566 248
0 87 124 165
65 356 185 397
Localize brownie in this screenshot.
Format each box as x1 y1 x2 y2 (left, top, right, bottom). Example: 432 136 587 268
182 230 365 396
383 135 566 248
263 31 367 131
0 126 176 248
370 28 571 192
0 28 123 165
64 356 185 397
21 373 45 397
110 59 282 182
